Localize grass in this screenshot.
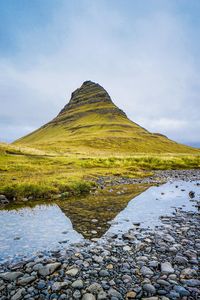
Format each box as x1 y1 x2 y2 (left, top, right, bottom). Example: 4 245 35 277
0 143 200 201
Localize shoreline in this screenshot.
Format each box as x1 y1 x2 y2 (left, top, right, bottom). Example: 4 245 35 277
0 171 199 299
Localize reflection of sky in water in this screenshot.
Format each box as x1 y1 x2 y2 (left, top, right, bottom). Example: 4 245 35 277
0 205 83 262
0 181 199 263
104 180 200 237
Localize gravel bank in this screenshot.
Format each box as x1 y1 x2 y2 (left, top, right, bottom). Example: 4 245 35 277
0 171 199 300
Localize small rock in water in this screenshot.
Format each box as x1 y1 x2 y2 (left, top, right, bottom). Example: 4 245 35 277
189 191 195 198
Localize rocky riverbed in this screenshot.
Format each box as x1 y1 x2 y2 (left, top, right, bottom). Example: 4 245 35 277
0 171 199 300
96 169 200 188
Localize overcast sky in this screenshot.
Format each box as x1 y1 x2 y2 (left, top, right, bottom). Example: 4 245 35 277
0 0 200 146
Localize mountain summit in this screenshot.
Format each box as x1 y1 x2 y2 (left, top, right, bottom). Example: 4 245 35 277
14 81 198 155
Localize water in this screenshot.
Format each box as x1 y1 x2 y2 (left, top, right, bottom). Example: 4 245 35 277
0 180 199 263
105 180 200 237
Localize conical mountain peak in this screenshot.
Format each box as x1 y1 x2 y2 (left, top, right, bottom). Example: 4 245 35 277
14 81 198 155
60 80 113 114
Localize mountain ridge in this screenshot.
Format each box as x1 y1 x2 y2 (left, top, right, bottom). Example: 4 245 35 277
14 81 199 155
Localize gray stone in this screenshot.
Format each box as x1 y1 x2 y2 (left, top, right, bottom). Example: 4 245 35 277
108 288 122 299
11 288 25 300
87 283 103 294
38 262 61 276
72 279 84 289
143 284 156 295
174 286 190 296
73 290 81 299
97 291 108 300
99 269 109 277
82 294 96 300
174 255 188 265
161 262 174 274
17 275 36 285
66 267 79 276
0 272 23 282
184 279 200 287
52 281 69 291
141 266 153 276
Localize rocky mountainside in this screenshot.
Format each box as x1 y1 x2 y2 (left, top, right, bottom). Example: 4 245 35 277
14 81 198 155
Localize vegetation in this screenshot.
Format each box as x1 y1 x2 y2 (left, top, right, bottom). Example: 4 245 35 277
0 143 200 201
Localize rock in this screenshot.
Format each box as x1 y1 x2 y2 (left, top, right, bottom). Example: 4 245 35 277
87 283 103 294
184 279 200 287
189 191 195 198
37 280 46 289
161 262 174 274
11 288 25 300
108 288 122 298
122 233 135 240
66 267 79 276
0 195 9 204
82 293 96 300
142 297 159 300
174 255 188 265
73 289 81 299
126 291 137 299
143 284 156 295
52 281 70 291
123 245 132 251
162 234 175 243
38 262 61 276
17 275 36 285
0 272 23 281
99 269 109 277
156 279 170 286
72 279 84 289
174 285 190 296
97 291 108 299
180 268 197 278
141 266 153 276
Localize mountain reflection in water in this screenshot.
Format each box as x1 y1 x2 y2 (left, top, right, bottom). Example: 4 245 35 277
0 184 147 262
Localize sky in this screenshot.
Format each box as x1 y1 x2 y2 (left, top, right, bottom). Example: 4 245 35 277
0 0 200 147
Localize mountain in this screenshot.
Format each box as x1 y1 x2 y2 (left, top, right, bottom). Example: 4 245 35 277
14 81 199 155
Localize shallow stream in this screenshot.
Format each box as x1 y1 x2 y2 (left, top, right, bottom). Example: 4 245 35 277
0 180 199 263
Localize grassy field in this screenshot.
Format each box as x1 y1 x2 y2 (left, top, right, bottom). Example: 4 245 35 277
1 143 200 201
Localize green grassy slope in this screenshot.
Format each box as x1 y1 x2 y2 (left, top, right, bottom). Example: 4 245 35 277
14 81 199 155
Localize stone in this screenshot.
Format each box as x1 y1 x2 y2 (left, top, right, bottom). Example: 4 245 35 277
52 281 69 291
11 288 25 300
174 255 188 265
174 285 190 296
66 267 79 276
73 289 81 299
123 246 132 251
0 272 23 282
141 266 153 276
126 291 137 299
97 291 108 299
82 293 96 300
184 279 200 287
108 288 122 298
72 279 84 289
38 262 61 276
99 269 109 277
87 283 103 294
143 284 156 295
37 280 46 289
161 262 174 274
17 275 36 285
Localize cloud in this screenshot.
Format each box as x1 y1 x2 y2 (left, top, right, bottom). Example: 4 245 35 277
0 0 199 145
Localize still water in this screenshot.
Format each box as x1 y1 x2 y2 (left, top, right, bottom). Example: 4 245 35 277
0 180 199 263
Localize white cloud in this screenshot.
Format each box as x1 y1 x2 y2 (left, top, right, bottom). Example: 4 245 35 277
0 1 199 145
